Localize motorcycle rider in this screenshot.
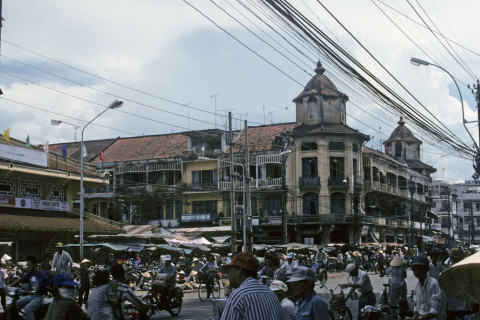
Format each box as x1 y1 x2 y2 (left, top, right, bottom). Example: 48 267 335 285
281 252 298 277
6 256 48 320
157 254 177 306
315 248 327 268
107 264 149 320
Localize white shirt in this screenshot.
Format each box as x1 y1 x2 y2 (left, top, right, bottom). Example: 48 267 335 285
280 260 298 275
413 275 446 320
280 297 295 320
52 250 73 274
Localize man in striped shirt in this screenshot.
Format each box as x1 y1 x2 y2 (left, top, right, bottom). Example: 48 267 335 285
221 252 284 320
107 264 149 320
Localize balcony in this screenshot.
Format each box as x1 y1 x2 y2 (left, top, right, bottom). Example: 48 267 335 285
257 216 283 225
219 178 283 190
328 176 349 187
192 183 218 190
288 214 355 225
84 185 114 194
354 177 364 188
299 176 321 188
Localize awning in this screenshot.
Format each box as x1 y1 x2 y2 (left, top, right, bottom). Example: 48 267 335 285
437 237 446 244
64 243 130 252
211 236 231 243
427 211 440 219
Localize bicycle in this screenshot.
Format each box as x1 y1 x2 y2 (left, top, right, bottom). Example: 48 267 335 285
320 284 353 320
312 262 328 285
198 270 221 302
379 273 391 308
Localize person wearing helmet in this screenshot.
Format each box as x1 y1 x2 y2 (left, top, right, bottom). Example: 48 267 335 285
44 273 89 320
281 252 298 277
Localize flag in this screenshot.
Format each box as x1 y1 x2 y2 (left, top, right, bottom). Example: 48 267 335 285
25 134 31 147
43 141 49 153
61 145 67 157
82 144 87 158
2 129 9 142
100 150 104 161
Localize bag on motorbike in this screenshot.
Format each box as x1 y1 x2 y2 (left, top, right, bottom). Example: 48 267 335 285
330 289 347 314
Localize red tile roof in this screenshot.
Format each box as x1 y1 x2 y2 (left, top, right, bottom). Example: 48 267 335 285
90 133 189 163
0 208 123 234
49 139 117 162
233 123 295 152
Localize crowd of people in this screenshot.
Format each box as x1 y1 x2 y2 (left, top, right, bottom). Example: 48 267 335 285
0 242 479 320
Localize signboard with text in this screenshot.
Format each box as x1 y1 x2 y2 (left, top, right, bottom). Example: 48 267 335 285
0 144 47 167
181 213 212 222
0 196 15 208
31 199 70 212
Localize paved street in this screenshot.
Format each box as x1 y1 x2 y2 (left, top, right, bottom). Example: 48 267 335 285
139 269 418 319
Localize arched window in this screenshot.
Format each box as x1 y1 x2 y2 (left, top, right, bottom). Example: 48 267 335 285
395 142 402 157
329 142 345 151
331 192 346 215
303 193 319 215
267 195 282 216
307 96 318 119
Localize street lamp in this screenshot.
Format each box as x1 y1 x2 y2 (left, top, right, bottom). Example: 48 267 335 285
51 98 123 260
410 57 478 151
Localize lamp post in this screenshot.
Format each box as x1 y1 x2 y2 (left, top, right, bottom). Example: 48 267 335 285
52 98 123 260
408 175 416 245
410 57 479 152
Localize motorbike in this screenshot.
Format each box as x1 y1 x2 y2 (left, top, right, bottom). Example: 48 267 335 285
5 287 51 320
141 273 183 317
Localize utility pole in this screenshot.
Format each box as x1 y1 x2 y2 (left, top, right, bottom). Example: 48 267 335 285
244 120 251 253
448 189 451 248
210 93 219 128
282 154 288 244
471 200 475 245
229 112 236 255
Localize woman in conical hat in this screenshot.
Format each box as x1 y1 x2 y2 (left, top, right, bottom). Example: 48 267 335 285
381 256 407 316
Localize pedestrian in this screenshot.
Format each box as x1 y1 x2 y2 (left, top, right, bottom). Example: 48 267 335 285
260 255 276 278
336 251 344 272
381 256 407 317
6 256 48 320
270 280 295 320
221 252 283 320
0 259 7 311
87 270 115 320
198 254 217 299
272 256 287 283
40 254 52 272
78 259 91 308
51 242 73 274
352 251 362 268
377 250 385 274
286 266 329 320
281 252 298 277
439 251 480 320
410 255 445 320
342 263 375 320
428 249 447 280
444 248 474 320
44 272 89 320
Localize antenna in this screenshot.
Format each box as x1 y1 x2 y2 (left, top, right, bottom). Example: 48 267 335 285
263 105 265 125
219 108 234 130
74 127 77 142
210 93 219 128
268 111 277 124
184 101 194 130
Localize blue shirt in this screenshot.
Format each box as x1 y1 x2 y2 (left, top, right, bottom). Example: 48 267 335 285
21 269 48 295
158 264 177 276
288 291 329 320
221 277 283 320
384 266 407 290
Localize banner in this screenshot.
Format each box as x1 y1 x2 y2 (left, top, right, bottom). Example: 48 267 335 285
31 199 70 212
361 226 369 235
15 198 32 209
0 196 15 207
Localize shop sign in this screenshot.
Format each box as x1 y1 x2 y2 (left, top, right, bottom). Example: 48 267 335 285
17 232 44 242
361 226 369 235
430 223 441 231
31 199 69 212
15 198 32 209
0 232 17 241
181 213 211 222
0 196 15 207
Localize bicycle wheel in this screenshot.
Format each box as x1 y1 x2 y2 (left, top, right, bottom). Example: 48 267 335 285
380 291 388 306
329 309 341 320
328 263 336 273
343 307 353 320
320 269 328 285
212 280 221 299
168 296 182 316
198 283 208 302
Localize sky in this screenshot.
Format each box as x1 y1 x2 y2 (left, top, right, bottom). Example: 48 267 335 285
1 0 479 183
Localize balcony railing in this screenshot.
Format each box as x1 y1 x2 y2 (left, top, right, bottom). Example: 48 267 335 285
85 185 114 194
219 178 283 190
258 178 282 188
299 176 321 187
328 176 349 187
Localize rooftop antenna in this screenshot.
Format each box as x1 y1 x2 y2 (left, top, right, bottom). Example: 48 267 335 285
219 108 234 130
210 93 219 128
184 101 194 130
233 113 248 130
74 127 77 142
263 105 265 125
268 111 277 124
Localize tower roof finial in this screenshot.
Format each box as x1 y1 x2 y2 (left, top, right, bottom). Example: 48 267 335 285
314 60 325 75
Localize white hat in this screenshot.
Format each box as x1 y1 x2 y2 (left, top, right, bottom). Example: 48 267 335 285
192 258 199 262
346 263 356 275
164 254 172 261
390 257 405 267
1 254 11 261
270 280 288 292
228 253 232 257
439 251 480 304
286 252 294 259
